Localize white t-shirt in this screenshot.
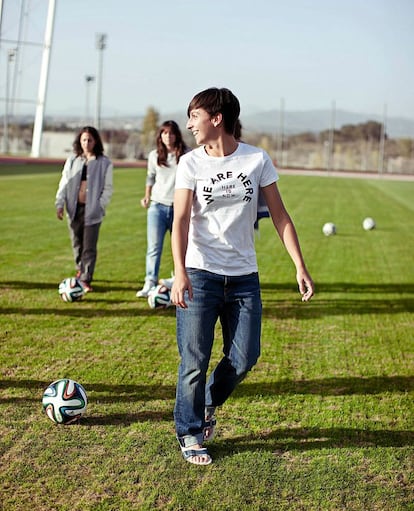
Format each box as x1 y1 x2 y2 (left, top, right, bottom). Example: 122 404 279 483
175 142 279 275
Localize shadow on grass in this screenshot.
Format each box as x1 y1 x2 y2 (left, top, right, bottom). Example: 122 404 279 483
261 281 414 318
0 279 138 293
261 282 414 294
215 426 414 454
1 375 412 403
0 281 414 320
1 280 413 318
235 376 414 396
0 306 176 317
2 378 413 445
79 409 173 426
3 280 413 294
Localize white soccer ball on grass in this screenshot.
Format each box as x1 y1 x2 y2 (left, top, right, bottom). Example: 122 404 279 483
58 277 85 302
322 222 337 236
362 217 376 231
42 378 88 424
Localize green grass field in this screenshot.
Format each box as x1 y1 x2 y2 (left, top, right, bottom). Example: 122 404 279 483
0 164 413 511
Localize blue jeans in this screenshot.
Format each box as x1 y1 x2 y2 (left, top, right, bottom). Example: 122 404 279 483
174 269 262 446
145 202 173 285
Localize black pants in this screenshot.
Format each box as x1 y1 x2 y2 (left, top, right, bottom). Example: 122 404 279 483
68 204 101 283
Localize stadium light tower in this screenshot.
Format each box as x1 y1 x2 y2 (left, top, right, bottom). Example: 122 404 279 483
85 75 95 125
3 48 16 153
277 97 285 167
327 100 336 173
0 0 4 39
378 103 387 174
30 0 56 158
95 33 107 130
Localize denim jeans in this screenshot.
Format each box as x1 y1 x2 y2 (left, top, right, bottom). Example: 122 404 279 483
174 269 262 447
145 202 173 285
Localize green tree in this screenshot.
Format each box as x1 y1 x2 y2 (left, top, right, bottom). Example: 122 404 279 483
141 106 159 156
396 138 413 158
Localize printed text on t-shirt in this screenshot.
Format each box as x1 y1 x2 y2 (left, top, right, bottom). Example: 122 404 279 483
203 171 254 205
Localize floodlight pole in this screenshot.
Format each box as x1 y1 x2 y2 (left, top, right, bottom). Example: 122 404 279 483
85 75 95 125
378 103 387 175
0 0 4 39
30 0 56 158
0 0 4 44
327 100 336 173
277 97 285 167
4 49 16 153
95 33 107 130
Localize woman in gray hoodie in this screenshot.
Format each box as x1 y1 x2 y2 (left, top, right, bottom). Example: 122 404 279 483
55 126 113 292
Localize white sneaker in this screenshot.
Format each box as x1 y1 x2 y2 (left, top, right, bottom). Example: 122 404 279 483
136 282 156 298
159 276 175 290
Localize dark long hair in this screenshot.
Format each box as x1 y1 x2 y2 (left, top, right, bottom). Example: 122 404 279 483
156 120 187 167
73 126 105 157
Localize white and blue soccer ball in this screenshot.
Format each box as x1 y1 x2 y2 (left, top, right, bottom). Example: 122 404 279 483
322 222 337 236
42 378 88 424
362 217 376 231
58 277 85 302
148 284 172 309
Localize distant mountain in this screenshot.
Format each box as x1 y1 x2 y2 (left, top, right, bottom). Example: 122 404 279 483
164 109 414 139
240 109 414 139
7 108 414 138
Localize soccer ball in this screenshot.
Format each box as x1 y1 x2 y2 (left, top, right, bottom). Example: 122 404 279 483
148 284 172 309
42 378 88 424
322 222 337 236
362 217 376 231
58 277 85 302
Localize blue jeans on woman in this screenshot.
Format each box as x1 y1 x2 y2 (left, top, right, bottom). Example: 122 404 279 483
144 202 173 286
174 269 262 447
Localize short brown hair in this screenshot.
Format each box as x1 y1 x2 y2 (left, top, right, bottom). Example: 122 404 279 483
187 87 240 135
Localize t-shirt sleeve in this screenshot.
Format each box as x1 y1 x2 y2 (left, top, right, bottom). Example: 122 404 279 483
260 151 279 187
175 154 195 190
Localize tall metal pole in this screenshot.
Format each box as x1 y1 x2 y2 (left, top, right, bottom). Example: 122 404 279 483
11 0 27 116
378 103 387 175
0 0 4 47
4 49 16 154
0 0 4 147
85 75 95 125
30 0 56 158
277 97 285 167
0 0 4 40
95 33 107 130
327 100 336 172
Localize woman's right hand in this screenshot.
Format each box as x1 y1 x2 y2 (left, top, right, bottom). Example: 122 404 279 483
140 197 150 208
171 271 193 309
56 208 64 220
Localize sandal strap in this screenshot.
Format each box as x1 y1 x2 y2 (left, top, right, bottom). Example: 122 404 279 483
181 446 212 465
205 417 216 427
181 447 208 458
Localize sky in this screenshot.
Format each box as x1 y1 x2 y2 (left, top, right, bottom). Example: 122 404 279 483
1 0 414 121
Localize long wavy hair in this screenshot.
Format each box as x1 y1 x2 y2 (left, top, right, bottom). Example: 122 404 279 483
73 126 105 157
156 120 187 167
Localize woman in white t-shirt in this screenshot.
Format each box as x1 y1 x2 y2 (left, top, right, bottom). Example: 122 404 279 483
171 88 314 465
136 120 189 297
